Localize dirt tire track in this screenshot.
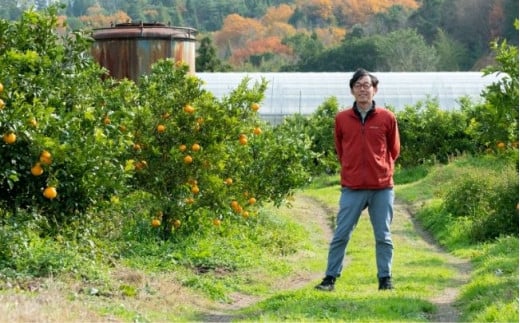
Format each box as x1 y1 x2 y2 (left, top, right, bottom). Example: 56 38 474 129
396 200 472 322
197 194 334 322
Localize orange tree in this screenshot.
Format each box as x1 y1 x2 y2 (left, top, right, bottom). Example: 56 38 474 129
464 21 519 151
0 6 135 229
132 60 311 238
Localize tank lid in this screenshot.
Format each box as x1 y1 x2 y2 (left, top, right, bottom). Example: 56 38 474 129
92 22 197 40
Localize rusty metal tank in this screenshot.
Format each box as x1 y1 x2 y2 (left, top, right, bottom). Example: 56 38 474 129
91 22 197 81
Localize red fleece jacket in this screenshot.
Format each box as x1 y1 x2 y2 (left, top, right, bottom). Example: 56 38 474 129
334 106 400 189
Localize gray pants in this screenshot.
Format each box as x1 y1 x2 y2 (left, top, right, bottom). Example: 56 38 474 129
325 187 394 279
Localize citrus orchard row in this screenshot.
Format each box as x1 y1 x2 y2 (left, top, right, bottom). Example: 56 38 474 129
0 7 311 239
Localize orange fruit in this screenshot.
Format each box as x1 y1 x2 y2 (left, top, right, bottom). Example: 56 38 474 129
242 211 250 218
134 160 148 170
248 197 257 205
133 143 141 151
43 186 57 199
103 116 111 125
0 83 3 93
173 219 181 229
497 142 506 149
39 150 52 165
251 103 260 112
230 200 239 209
0 98 4 110
185 197 195 204
239 136 248 145
191 185 200 194
31 163 44 176
183 104 195 114
2 132 16 144
213 218 221 227
253 127 262 135
151 218 161 228
224 177 233 185
184 155 193 164
28 118 38 127
157 124 166 133
179 144 187 152
191 143 201 152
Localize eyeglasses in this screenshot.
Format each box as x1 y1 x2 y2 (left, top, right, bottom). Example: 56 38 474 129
353 83 372 90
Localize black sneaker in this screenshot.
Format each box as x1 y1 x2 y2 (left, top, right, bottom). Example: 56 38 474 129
315 275 336 291
378 276 393 290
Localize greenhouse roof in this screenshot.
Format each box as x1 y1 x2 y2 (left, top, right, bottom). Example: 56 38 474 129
197 72 500 122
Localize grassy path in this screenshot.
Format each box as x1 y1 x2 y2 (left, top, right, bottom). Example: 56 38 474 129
204 190 473 322
0 191 473 322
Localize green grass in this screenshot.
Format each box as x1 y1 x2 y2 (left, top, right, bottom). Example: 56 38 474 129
1 154 517 322
229 184 456 322
228 154 518 322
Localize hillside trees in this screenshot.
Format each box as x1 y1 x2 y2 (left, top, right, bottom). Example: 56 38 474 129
0 0 516 71
333 0 419 26
196 36 231 72
291 28 436 72
375 28 438 71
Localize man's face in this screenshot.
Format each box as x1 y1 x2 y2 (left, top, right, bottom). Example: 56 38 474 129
351 75 377 106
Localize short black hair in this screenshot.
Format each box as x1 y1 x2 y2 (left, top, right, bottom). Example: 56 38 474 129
349 68 379 89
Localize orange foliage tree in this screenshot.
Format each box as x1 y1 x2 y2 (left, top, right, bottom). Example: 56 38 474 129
315 27 347 47
335 0 419 25
231 36 293 65
262 4 295 25
295 0 335 26
214 14 265 57
79 5 130 28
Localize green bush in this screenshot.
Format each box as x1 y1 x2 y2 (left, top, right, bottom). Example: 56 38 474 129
277 97 339 176
441 165 518 242
395 98 476 167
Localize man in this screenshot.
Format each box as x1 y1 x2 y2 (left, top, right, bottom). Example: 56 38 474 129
315 68 400 291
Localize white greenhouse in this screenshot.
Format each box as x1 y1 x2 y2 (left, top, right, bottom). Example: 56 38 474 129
197 72 500 124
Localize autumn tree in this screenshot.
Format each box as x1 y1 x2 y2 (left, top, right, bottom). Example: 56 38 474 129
294 0 335 27
214 13 265 59
79 4 130 28
262 4 296 38
231 36 292 67
334 0 419 26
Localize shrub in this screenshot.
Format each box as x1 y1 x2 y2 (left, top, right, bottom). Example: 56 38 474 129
277 97 339 176
441 165 518 242
395 98 476 167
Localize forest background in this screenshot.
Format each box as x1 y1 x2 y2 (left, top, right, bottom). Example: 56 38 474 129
0 0 518 72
